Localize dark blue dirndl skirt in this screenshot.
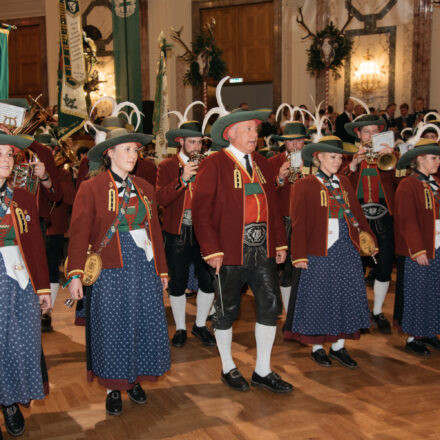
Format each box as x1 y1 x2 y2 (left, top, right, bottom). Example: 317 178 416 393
86 231 170 390
401 249 440 338
287 220 370 344
0 252 46 406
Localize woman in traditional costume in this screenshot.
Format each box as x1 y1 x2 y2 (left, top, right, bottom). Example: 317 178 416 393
67 125 170 416
0 131 51 438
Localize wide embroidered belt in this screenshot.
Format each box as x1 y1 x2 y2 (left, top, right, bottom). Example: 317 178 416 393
182 209 193 226
361 203 388 220
244 222 267 247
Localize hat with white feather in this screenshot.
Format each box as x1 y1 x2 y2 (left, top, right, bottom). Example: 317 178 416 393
344 97 386 139
270 104 308 142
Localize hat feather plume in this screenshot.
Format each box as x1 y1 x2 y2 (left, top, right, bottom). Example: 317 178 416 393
201 76 230 134
350 96 370 122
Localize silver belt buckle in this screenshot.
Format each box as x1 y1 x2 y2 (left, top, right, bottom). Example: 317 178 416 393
244 223 267 247
362 203 388 220
182 209 192 226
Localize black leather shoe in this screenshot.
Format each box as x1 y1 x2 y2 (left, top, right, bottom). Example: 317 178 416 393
191 325 216 346
221 368 250 391
251 371 294 393
172 330 187 347
405 340 431 356
41 313 53 333
127 384 147 405
2 404 25 436
329 348 358 369
105 390 122 416
311 349 332 367
420 337 440 351
371 312 391 334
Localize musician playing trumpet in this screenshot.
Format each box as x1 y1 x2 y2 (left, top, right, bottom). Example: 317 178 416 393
156 119 215 349
344 100 399 335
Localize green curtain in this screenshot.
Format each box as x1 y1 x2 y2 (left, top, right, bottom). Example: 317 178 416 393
0 28 10 99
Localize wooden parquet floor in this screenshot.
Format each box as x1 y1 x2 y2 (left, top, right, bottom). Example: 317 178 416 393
5 282 440 440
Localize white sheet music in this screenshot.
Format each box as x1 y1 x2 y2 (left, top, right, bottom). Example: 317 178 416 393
372 130 394 153
0 103 26 128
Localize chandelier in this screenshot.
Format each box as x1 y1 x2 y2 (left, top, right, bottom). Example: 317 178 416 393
353 49 383 96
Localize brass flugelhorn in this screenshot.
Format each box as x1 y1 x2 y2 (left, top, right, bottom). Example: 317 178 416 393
286 150 303 183
361 140 397 171
189 151 206 165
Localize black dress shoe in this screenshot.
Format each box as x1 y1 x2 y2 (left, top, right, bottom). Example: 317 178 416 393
172 330 187 347
329 348 358 369
371 312 391 334
127 384 147 404
41 313 53 333
191 325 216 346
105 390 122 416
251 371 294 393
420 337 440 351
405 340 431 356
221 368 250 391
2 404 25 436
311 349 332 367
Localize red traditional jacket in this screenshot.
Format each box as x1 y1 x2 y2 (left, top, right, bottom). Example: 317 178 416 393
342 158 399 214
47 167 76 236
6 187 51 294
67 170 168 279
394 174 440 260
133 157 157 187
28 141 63 219
290 174 377 265
269 151 291 218
76 156 89 190
156 155 188 235
192 149 287 265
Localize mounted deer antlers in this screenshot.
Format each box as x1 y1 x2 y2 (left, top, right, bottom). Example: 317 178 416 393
170 26 193 63
296 7 317 40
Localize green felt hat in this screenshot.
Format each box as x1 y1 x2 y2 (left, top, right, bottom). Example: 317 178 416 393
35 133 58 147
344 114 386 140
0 129 33 152
301 135 355 163
166 121 203 148
270 121 308 142
211 108 271 148
87 128 153 170
397 138 440 170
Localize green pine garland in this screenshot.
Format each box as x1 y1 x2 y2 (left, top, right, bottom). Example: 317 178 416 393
306 22 352 79
183 29 227 86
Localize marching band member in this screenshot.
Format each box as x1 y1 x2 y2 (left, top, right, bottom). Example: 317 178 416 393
287 137 377 368
394 137 440 355
192 77 293 393
67 124 170 416
268 105 308 313
343 99 397 334
0 131 51 437
156 102 215 348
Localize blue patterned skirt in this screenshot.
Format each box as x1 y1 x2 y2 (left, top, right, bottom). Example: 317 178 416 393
402 249 440 337
87 232 170 390
288 220 370 343
0 253 45 406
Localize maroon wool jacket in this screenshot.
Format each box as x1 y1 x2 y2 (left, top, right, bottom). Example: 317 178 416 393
394 174 440 260
155 155 187 235
76 156 89 190
133 157 157 187
8 187 51 294
269 151 291 218
67 170 168 279
47 167 76 236
192 149 287 265
28 141 63 219
290 174 377 265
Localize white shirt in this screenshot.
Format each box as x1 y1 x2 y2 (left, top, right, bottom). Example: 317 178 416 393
226 144 253 171
315 173 340 189
179 150 189 164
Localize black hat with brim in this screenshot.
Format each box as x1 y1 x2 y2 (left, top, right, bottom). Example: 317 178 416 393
211 109 271 148
87 128 153 170
344 114 386 139
166 121 203 149
270 121 308 142
397 138 440 170
301 136 355 163
0 132 33 152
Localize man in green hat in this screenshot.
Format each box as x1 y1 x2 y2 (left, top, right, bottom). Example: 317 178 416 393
192 108 293 393
156 121 215 349
344 111 397 334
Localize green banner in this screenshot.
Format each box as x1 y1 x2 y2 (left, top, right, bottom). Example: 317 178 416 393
112 0 143 131
0 28 10 99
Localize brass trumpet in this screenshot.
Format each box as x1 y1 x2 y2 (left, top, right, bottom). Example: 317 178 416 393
286 151 303 183
362 141 397 171
189 151 206 165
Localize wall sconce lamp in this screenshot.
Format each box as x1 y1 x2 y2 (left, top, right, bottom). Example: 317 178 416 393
353 49 383 95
